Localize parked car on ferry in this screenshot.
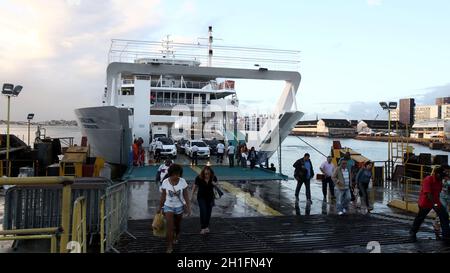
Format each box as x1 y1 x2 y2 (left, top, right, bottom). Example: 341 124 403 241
150 137 177 159
185 140 210 159
176 138 189 153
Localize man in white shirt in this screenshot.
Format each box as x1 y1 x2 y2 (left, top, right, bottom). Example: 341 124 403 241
320 156 336 201
226 142 235 168
216 142 225 164
332 159 352 216
191 144 199 166
154 138 163 162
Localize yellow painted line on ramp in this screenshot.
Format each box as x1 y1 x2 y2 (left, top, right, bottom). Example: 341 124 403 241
189 166 283 216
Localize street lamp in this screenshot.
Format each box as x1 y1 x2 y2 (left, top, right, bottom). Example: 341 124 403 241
27 113 35 146
2 83 23 165
379 101 398 180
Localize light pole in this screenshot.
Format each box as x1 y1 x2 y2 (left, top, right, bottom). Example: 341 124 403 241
27 113 35 146
380 101 398 180
2 84 23 165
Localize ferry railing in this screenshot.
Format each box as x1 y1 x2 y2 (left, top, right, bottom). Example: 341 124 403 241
71 196 87 253
0 227 61 253
3 179 109 241
0 177 74 253
0 160 39 177
403 162 438 182
100 182 129 253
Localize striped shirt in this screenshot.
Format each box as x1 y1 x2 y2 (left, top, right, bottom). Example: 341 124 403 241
342 168 350 189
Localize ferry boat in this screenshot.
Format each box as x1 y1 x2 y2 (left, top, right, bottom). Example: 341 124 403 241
75 28 303 166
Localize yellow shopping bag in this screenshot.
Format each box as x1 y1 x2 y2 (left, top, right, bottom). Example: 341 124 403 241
152 213 167 238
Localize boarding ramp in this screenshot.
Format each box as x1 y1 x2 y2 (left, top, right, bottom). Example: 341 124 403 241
122 165 288 183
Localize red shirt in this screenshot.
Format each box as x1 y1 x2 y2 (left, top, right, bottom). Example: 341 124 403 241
418 175 443 209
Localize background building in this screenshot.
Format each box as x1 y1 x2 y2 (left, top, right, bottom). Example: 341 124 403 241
399 98 415 127
317 119 355 138
441 104 450 120
414 105 440 122
436 97 450 106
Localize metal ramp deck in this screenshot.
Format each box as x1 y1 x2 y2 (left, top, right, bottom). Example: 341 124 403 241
115 214 450 253
122 165 288 182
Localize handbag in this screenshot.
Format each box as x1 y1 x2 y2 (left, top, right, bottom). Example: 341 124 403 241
213 185 224 199
152 212 166 238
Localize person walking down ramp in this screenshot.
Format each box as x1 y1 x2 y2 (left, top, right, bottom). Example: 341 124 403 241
320 156 335 201
157 164 192 253
332 159 352 216
293 153 314 204
356 161 373 213
409 165 450 242
191 166 218 235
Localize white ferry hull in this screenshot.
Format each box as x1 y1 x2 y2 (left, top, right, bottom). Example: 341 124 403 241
75 106 132 165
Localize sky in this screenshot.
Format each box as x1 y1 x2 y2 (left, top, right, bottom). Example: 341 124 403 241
0 0 449 122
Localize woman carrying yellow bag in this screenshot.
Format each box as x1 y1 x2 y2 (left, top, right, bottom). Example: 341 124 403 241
157 164 191 253
152 212 166 238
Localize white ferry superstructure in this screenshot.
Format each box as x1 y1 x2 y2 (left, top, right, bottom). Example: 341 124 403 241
75 28 303 165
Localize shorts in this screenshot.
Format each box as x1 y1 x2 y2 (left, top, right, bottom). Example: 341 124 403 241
163 205 184 215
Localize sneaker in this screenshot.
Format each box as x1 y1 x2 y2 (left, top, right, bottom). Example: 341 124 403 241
200 229 207 235
205 228 210 233
343 209 347 214
166 247 173 253
338 211 344 216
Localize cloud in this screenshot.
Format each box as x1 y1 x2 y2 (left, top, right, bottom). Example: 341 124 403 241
0 0 165 121
415 83 450 105
367 0 382 6
301 101 388 121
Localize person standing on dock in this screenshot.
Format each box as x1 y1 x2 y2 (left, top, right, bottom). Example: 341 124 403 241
191 166 218 235
157 164 191 253
241 145 248 168
339 152 357 202
191 144 199 166
216 141 225 164
227 142 235 168
332 159 352 216
154 138 163 163
320 156 336 201
356 161 373 213
410 165 450 242
248 147 258 170
293 153 314 204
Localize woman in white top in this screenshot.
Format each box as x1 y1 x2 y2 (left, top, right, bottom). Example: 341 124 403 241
157 164 191 253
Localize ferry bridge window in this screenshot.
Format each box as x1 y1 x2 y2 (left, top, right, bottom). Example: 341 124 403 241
193 94 201 104
164 92 171 104
186 93 192 104
201 94 206 104
157 92 163 103
179 93 185 104
150 92 156 104
121 87 134 96
172 93 178 104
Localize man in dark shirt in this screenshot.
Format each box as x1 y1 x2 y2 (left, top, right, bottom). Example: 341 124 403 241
410 165 450 242
293 153 315 204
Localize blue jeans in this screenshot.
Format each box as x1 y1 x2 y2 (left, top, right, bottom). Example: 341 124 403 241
335 189 351 213
198 198 214 229
440 194 449 214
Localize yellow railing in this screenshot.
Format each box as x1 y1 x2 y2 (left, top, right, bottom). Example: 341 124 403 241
100 196 105 253
0 228 60 253
0 160 38 177
99 182 129 253
0 176 74 253
403 163 440 182
71 196 87 253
